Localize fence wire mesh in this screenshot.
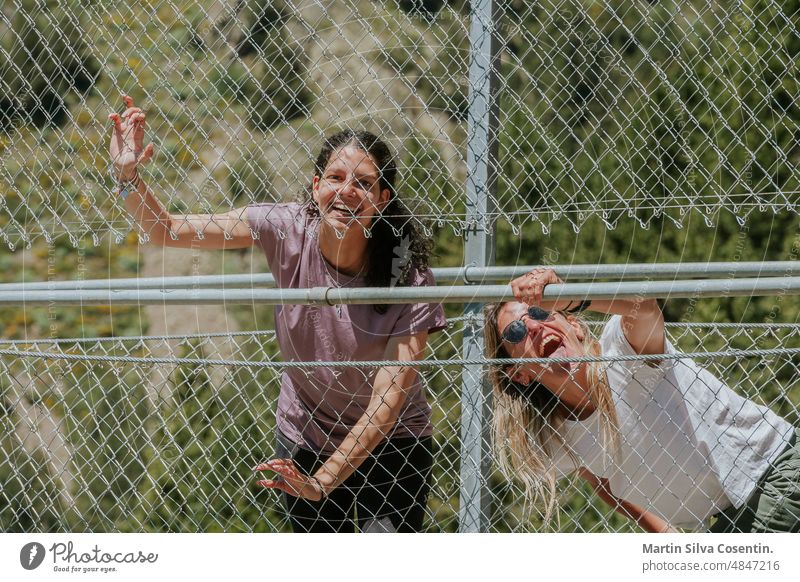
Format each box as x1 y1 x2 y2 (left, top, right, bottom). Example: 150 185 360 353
495 0 800 232
2 0 800 536
1 319 798 532
1 0 799 249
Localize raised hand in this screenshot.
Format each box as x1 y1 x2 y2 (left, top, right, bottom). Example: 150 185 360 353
108 94 154 181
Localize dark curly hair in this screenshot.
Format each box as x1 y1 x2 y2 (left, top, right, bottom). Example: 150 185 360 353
304 129 433 313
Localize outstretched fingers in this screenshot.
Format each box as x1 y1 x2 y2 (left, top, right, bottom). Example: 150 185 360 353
108 113 126 156
137 142 155 165
255 459 295 475
253 458 320 499
254 460 292 491
255 478 288 492
130 112 146 145
108 112 123 131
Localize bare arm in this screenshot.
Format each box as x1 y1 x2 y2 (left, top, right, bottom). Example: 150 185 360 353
312 331 428 493
511 268 665 355
108 95 255 249
123 179 254 249
578 468 677 533
256 331 429 499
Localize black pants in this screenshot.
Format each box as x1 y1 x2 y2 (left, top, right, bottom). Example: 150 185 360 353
275 431 433 532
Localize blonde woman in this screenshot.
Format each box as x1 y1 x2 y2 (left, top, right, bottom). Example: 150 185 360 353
485 268 800 532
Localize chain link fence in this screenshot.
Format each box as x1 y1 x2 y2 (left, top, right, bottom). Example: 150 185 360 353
495 0 800 233
1 0 798 248
2 0 799 534
1 319 798 532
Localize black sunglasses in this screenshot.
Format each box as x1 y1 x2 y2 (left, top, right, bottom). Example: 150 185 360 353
500 306 551 344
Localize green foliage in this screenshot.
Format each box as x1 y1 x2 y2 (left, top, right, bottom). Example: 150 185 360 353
0 235 143 339
210 1 313 130
396 0 468 21
124 340 284 532
0 392 66 531
0 0 100 130
228 155 274 206
493 0 800 327
498 0 800 235
381 2 470 121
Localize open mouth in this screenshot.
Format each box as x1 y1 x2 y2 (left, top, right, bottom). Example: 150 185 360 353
539 334 564 358
328 203 360 220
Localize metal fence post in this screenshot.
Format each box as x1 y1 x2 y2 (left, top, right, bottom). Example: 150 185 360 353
458 0 499 533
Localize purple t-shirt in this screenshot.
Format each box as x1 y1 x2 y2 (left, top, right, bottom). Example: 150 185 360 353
248 202 446 454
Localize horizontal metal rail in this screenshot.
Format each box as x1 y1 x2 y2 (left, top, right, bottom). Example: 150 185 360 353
2 277 800 306
2 346 800 367
1 262 799 291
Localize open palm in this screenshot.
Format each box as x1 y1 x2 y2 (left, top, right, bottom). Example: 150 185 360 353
254 458 324 501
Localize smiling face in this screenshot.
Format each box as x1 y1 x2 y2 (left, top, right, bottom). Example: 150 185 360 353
496 301 587 386
312 145 390 233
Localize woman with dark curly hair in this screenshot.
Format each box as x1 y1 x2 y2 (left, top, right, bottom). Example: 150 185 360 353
108 96 445 532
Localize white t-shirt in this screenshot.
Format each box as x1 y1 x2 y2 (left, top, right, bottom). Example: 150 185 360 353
550 316 793 529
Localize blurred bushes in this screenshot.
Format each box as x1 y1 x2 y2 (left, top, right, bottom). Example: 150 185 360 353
211 0 313 130
0 0 100 130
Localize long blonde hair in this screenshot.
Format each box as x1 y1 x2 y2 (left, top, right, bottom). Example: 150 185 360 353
484 303 619 524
